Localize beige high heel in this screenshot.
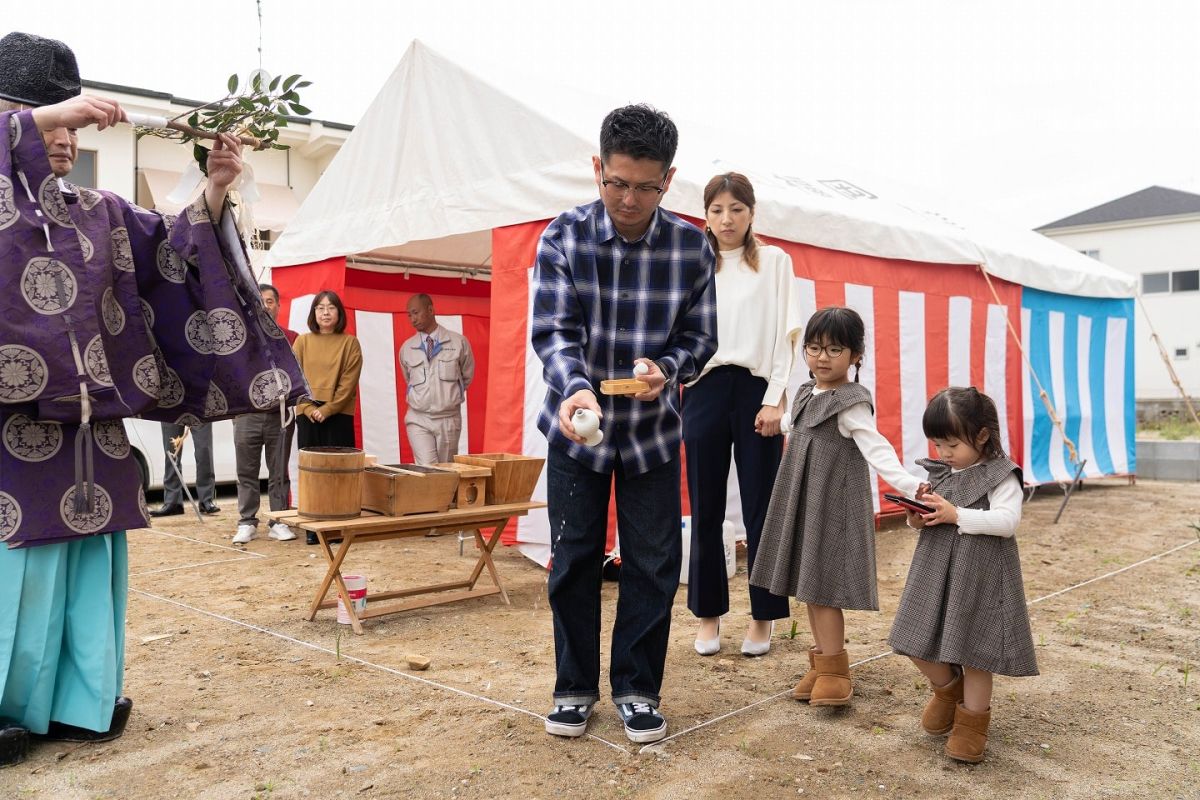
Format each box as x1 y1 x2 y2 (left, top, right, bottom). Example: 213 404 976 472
694 618 721 656
740 620 775 657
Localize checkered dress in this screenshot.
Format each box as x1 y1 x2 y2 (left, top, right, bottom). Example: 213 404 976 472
887 458 1039 677
749 381 880 610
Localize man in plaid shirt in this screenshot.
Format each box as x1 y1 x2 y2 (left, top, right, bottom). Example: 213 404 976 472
532 104 717 744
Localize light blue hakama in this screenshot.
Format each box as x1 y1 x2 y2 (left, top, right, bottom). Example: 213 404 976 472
0 532 127 734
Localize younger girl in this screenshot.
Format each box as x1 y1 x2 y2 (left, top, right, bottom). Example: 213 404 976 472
750 307 921 706
888 387 1037 763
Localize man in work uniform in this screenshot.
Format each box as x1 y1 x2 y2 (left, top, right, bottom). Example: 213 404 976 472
399 293 475 465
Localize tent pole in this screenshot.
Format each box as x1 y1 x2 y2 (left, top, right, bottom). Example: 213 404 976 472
1053 458 1088 525
347 255 491 279
1136 294 1200 428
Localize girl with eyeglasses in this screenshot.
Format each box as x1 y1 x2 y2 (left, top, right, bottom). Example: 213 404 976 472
683 173 802 658
750 307 922 708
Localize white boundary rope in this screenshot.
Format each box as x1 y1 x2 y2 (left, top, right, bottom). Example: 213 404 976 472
137 527 269 558
638 536 1200 753
129 588 630 754
129 528 1197 756
131 556 262 578
1023 536 1198 606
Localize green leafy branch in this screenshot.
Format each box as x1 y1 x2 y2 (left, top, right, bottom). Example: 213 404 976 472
135 71 312 173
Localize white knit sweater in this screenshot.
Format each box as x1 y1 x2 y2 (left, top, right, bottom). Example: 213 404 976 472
688 244 802 407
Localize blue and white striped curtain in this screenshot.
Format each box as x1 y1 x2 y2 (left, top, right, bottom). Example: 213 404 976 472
1020 288 1136 483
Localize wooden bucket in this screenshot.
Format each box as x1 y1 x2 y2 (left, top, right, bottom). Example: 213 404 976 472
298 447 365 520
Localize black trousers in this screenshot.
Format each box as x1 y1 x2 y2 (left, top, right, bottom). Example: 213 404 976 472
296 413 356 449
682 366 790 621
546 448 681 708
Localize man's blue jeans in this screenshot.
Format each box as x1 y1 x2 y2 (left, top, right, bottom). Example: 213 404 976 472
546 446 681 709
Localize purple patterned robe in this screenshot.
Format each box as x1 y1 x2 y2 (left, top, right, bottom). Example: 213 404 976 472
0 109 308 548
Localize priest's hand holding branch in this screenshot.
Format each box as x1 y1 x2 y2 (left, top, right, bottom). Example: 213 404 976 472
203 133 243 221
30 95 126 132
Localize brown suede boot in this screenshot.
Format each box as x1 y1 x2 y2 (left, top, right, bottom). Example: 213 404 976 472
791 647 819 701
944 703 991 763
921 672 963 735
809 650 852 706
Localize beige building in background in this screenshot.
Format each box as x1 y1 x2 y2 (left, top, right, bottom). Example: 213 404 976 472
1038 186 1200 403
72 79 350 274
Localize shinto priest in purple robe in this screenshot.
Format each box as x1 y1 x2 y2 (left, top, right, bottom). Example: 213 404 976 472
0 109 309 549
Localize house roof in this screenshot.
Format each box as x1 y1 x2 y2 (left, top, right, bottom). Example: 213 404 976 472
1038 185 1200 231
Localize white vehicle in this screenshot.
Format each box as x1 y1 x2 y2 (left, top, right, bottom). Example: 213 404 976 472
123 417 266 491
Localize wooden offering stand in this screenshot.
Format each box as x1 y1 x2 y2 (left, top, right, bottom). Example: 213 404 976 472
434 461 491 509
600 379 649 396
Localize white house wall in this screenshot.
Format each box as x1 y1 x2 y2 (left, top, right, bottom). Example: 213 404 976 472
1044 220 1200 399
75 123 135 199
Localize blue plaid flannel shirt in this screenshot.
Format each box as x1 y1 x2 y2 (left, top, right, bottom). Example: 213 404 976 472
531 200 717 475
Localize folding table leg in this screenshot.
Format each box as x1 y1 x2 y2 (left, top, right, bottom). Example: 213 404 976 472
465 519 511 605
308 532 361 634
330 555 364 635
307 535 341 619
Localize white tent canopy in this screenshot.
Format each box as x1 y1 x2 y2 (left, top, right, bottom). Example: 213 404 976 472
268 40 1134 299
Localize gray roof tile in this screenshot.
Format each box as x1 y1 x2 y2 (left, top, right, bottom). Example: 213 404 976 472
1038 185 1200 230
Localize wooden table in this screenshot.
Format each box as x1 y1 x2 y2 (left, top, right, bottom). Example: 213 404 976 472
267 501 544 634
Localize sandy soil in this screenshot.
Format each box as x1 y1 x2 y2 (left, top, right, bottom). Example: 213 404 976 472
3 477 1199 800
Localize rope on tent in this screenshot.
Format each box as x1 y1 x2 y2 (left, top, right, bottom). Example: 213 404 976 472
1136 294 1200 428
976 263 1081 468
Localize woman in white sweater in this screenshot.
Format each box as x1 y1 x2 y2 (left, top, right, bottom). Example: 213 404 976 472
684 172 803 656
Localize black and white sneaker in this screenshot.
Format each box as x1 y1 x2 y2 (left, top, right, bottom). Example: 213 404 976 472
615 702 666 743
544 703 595 737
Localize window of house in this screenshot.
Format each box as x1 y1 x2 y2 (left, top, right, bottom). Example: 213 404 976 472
67 149 97 188
1175 347 1189 360
1079 249 1100 260
252 229 274 251
1171 270 1199 293
1142 272 1171 294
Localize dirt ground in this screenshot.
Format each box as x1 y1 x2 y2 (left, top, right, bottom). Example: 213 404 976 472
3 477 1199 800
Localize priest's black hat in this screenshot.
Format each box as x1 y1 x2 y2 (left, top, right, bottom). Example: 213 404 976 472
0 32 81 107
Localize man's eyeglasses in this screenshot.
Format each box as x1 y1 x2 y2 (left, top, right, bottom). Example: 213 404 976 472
804 343 846 358
600 165 669 198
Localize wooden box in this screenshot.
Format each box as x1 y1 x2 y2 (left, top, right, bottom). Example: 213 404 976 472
600 378 649 396
452 453 545 505
434 462 491 509
360 464 459 516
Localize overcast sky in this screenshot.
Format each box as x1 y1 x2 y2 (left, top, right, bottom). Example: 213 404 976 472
9 0 1199 229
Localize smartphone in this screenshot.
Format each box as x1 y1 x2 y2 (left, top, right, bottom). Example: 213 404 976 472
883 493 936 515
